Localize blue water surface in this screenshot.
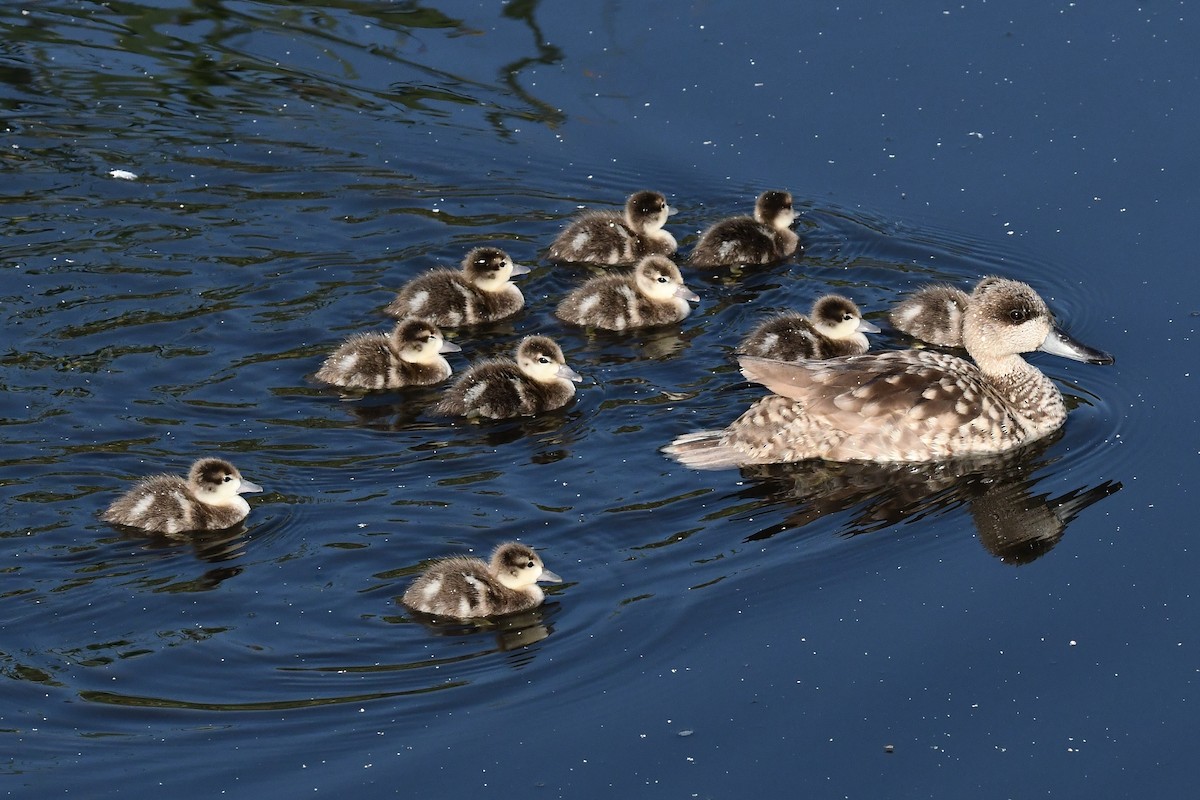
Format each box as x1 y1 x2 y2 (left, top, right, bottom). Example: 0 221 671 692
2 1 1196 797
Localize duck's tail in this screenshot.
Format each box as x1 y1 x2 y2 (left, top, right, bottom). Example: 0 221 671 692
662 430 745 470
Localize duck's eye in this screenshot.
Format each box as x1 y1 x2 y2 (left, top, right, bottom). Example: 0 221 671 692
538 356 551 364
843 313 854 322
526 561 536 569
1009 308 1030 323
223 475 234 483
657 275 669 283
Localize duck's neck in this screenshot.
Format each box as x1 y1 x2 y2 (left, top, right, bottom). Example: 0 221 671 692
977 354 1066 433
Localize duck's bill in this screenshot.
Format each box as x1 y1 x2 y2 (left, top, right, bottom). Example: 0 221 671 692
1039 327 1114 365
538 568 563 583
238 479 264 494
857 319 882 334
509 262 532 276
665 205 679 217
558 364 584 382
675 285 701 302
439 338 462 354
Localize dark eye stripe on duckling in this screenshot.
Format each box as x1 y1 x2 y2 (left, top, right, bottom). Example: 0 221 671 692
198 462 233 484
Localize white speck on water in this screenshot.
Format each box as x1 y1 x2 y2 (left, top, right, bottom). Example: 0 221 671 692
109 169 138 180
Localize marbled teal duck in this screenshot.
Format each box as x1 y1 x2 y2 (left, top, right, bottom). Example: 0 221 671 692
402 542 562 619
384 247 529 326
665 277 1113 468
547 190 677 265
739 294 878 361
555 254 699 331
688 189 800 267
101 458 263 534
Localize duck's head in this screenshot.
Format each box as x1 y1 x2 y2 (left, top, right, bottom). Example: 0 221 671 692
634 255 700 304
462 247 530 291
188 458 262 506
516 335 583 384
624 190 676 232
811 294 880 340
754 190 797 230
490 542 562 589
963 277 1114 366
392 319 460 363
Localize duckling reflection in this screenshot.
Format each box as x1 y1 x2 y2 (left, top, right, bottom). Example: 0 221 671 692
398 603 558 655
723 434 1120 563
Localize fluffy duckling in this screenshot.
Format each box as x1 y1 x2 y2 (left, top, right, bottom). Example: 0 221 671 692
402 541 563 619
547 190 678 265
314 319 460 390
555 254 699 331
666 277 1113 468
384 247 530 326
435 335 582 419
888 283 971 348
688 190 800 267
101 458 263 534
739 295 879 361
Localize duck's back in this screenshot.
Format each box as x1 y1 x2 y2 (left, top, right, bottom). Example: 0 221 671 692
437 360 572 419
101 475 247 534
690 217 788 266
402 557 540 618
556 274 687 330
548 211 639 264
739 315 865 361
385 269 521 325
315 333 449 389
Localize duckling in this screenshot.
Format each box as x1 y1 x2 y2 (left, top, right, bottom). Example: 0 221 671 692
688 190 800 267
384 247 530 326
101 458 264 534
555 254 700 331
888 283 971 347
738 294 879 361
314 318 460 390
547 190 678 265
402 541 563 619
665 277 1113 468
435 335 582 419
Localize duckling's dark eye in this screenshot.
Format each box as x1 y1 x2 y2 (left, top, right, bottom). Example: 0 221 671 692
223 475 234 483
657 275 669 283
526 560 535 568
538 356 551 364
1009 307 1030 323
842 313 854 322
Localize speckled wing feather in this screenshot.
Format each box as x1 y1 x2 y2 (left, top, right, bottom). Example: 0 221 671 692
690 217 777 265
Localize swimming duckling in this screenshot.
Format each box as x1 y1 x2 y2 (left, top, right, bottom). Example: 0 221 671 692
101 458 264 534
547 190 678 265
888 283 971 348
384 247 530 326
402 541 563 619
555 255 700 331
665 277 1113 468
435 335 582 419
739 295 879 361
314 319 460 390
688 190 800 267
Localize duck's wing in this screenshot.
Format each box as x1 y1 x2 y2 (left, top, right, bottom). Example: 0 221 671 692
739 351 988 433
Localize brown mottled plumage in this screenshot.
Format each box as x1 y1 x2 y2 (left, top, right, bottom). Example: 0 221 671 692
435 335 582 419
889 284 971 347
547 190 677 265
688 190 800 266
739 295 879 361
555 255 699 331
101 458 263 534
384 247 529 326
402 542 563 619
665 277 1113 468
314 319 459 390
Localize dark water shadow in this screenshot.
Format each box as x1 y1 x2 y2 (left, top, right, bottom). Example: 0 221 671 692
723 433 1122 564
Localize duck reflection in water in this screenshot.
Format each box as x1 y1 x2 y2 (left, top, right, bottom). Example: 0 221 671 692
397 603 559 657
728 433 1121 564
